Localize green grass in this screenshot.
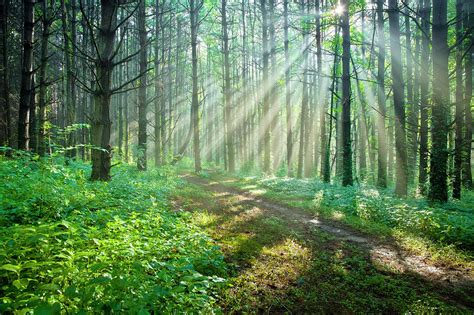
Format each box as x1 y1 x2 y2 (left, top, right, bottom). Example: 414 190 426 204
173 178 473 313
0 157 227 314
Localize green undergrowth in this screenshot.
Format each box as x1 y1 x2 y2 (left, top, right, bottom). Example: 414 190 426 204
198 169 474 267
0 157 227 314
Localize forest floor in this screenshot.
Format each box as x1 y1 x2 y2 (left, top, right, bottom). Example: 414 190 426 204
173 170 474 313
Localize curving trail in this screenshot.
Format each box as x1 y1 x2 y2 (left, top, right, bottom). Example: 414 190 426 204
180 173 474 310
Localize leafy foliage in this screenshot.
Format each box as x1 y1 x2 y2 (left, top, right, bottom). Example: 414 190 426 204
0 157 227 313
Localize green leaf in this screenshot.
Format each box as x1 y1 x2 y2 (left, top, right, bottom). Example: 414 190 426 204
34 302 60 315
1 263 21 273
13 278 29 290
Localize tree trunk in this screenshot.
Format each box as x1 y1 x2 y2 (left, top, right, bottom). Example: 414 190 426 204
376 0 387 188
90 0 118 181
18 0 35 151
137 0 148 170
429 0 449 202
388 0 408 196
0 0 10 148
154 0 162 167
38 0 51 156
419 0 431 194
190 0 201 172
341 0 352 186
222 0 235 172
463 4 473 189
260 0 270 173
405 6 416 184
453 0 464 199
297 0 309 179
283 0 293 176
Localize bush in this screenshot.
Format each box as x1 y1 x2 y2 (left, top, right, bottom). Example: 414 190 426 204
0 157 227 313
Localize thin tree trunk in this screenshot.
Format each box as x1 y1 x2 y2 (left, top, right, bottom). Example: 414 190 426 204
453 0 464 199
297 0 309 179
419 0 431 194
376 0 387 188
38 0 51 156
284 0 293 176
341 0 352 186
222 0 235 172
463 6 473 189
18 0 35 151
0 0 9 148
429 0 449 202
190 0 202 172
388 0 408 196
260 0 270 173
137 0 148 171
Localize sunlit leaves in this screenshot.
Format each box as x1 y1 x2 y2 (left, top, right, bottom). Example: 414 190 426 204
0 159 227 313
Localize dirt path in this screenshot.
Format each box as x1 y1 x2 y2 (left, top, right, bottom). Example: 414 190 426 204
182 174 474 296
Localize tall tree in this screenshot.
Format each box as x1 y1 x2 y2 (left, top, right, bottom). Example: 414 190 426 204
429 0 448 202
463 4 473 189
260 0 270 173
137 0 148 170
453 0 464 199
0 0 9 147
388 0 407 196
89 0 119 180
283 0 293 176
18 0 35 150
190 0 202 172
38 0 53 156
297 0 309 179
418 0 430 193
341 0 352 186
376 0 387 188
222 0 235 172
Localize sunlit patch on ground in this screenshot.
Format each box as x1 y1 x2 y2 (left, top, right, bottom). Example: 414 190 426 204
225 238 312 312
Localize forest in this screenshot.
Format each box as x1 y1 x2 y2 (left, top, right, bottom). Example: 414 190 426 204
0 0 473 312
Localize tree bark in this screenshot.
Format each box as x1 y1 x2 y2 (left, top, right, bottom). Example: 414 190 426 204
453 0 464 199
388 0 408 196
38 0 51 156
18 0 35 151
222 0 235 172
463 4 473 189
429 0 449 202
260 0 270 173
341 0 352 186
0 0 10 148
137 0 148 170
376 0 387 188
190 0 202 172
419 0 431 194
90 0 118 181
